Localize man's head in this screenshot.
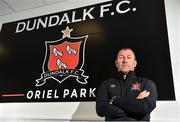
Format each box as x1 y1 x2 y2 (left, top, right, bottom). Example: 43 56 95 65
115 48 137 74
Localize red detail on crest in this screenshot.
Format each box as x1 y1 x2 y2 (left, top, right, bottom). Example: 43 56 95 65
132 83 140 89
48 41 81 71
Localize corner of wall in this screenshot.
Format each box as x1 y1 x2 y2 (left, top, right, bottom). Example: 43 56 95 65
0 17 2 31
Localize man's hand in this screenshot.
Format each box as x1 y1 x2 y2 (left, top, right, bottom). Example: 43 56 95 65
109 99 113 105
109 96 117 105
136 90 150 99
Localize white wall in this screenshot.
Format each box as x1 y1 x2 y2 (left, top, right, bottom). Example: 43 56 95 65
1 0 110 23
0 17 2 31
165 0 180 102
0 0 180 121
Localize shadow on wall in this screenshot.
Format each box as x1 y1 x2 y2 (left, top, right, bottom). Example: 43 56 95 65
71 102 104 121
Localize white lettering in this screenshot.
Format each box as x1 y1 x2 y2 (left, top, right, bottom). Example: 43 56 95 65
26 88 96 100
36 17 48 29
48 15 59 27
72 11 82 23
70 89 78 98
59 13 70 25
100 3 112 18
83 7 95 20
63 89 69 98
116 0 131 14
54 89 59 98
47 90 53 99
14 1 134 33
89 88 96 97
80 88 86 98
34 90 41 99
26 19 36 31
42 90 45 99
15 22 26 33
26 91 33 99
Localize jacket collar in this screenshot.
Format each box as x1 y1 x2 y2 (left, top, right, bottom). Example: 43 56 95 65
117 71 136 81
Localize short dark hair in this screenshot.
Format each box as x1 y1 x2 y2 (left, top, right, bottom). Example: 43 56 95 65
117 47 136 60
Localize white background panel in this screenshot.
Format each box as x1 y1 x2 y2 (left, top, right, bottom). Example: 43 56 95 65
0 0 13 16
4 0 45 11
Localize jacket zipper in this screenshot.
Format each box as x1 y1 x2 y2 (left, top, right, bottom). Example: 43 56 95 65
121 80 126 97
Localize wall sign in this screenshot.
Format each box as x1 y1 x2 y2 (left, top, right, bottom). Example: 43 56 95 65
0 0 175 102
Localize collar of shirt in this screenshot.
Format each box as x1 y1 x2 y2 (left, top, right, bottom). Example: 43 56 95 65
117 71 136 82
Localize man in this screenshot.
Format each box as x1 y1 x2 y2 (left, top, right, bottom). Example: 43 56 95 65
96 48 157 121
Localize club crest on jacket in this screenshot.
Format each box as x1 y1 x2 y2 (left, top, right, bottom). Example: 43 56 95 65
131 82 141 91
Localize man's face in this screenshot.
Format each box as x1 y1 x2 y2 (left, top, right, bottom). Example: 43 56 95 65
115 49 137 74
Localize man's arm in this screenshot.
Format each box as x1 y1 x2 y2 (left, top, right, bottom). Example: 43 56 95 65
96 81 127 118
112 80 157 115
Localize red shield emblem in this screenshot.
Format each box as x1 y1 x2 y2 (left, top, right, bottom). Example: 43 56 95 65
36 35 88 86
48 41 81 70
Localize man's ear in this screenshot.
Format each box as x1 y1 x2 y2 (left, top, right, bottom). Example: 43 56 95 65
115 60 118 68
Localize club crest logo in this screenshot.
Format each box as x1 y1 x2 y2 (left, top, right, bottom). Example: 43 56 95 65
36 26 89 86
131 82 141 91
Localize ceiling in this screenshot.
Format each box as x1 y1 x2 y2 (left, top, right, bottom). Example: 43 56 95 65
0 0 68 17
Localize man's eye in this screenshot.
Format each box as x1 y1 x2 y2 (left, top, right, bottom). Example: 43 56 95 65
119 56 123 59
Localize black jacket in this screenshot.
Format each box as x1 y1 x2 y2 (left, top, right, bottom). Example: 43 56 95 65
96 71 157 121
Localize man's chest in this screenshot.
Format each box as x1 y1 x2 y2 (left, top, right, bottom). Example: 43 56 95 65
107 80 144 98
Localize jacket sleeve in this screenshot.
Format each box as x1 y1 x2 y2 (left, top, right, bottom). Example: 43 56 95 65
113 80 157 115
96 81 127 118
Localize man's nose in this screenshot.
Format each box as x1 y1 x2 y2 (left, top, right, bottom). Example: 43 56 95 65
122 58 128 63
